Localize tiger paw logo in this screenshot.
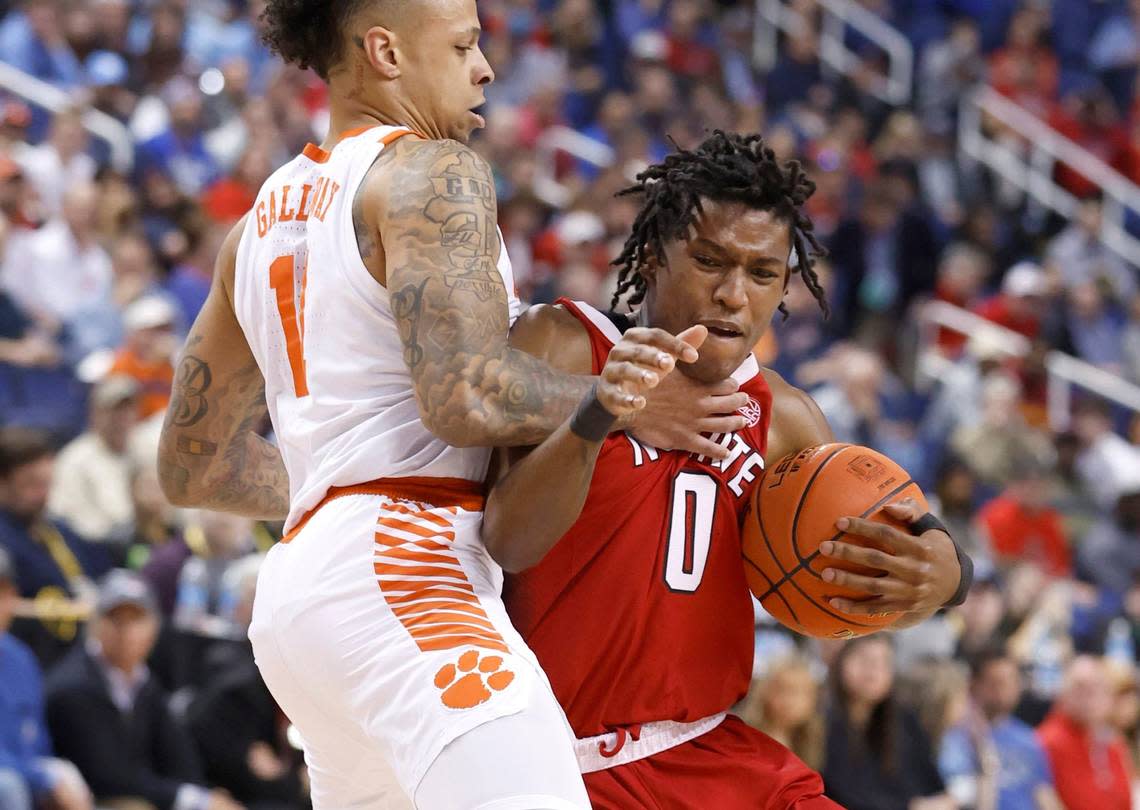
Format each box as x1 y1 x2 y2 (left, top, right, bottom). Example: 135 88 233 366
434 650 515 709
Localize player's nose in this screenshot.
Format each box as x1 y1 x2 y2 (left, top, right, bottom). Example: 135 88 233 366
712 270 747 310
474 46 495 85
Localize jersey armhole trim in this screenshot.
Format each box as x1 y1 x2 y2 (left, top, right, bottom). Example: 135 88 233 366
566 300 623 345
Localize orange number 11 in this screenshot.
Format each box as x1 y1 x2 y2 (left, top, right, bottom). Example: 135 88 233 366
269 254 309 397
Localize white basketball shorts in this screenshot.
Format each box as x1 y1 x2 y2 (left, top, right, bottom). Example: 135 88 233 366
248 479 590 809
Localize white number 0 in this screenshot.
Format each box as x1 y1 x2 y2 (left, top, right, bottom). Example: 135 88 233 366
664 471 717 593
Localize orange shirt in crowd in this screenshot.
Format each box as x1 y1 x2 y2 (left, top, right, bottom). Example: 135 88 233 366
976 494 1071 577
1037 710 1132 810
109 349 174 419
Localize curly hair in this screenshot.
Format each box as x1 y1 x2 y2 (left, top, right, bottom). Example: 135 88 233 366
260 0 375 81
611 130 828 318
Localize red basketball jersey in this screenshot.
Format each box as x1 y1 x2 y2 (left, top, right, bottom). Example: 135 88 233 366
503 299 773 737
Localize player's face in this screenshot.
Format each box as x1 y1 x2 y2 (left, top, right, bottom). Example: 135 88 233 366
398 0 493 142
643 201 792 383
973 659 1022 719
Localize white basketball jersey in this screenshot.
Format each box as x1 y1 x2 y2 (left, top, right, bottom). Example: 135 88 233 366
232 125 521 532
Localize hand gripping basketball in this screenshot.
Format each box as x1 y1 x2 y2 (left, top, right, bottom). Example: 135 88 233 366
819 497 962 618
596 325 706 418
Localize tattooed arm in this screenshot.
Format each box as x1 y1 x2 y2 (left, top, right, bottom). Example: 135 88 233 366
376 138 595 447
157 216 290 519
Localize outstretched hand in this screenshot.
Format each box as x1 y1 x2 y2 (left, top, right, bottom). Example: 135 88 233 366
817 497 962 624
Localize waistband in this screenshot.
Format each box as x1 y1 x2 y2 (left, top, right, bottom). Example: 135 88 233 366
573 712 726 774
282 476 485 542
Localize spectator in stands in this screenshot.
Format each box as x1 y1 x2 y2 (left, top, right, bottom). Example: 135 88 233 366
1077 473 1140 596
68 232 163 364
109 295 178 420
988 5 1058 118
918 16 984 137
897 658 969 753
823 636 952 810
46 376 139 555
0 428 110 666
740 655 825 771
1105 659 1140 770
1073 397 1140 511
173 512 254 640
135 77 220 198
1045 196 1137 304
134 466 189 616
0 0 83 88
45 571 243 810
939 647 1062 810
1037 655 1133 810
975 453 1071 577
950 373 1053 489
955 571 1008 662
972 261 1047 341
1124 293 1140 384
928 458 983 560
0 547 93 810
1063 281 1127 371
187 556 307 809
3 182 110 332
11 109 94 219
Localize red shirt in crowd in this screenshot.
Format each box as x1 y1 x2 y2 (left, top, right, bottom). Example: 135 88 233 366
976 494 1070 577
1037 710 1133 810
972 294 1040 340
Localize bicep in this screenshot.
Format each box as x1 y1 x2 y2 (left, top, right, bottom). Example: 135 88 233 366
381 141 510 387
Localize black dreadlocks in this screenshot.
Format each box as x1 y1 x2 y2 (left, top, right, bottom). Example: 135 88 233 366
610 130 828 318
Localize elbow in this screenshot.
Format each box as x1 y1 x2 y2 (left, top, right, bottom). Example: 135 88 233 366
418 399 491 448
156 452 200 509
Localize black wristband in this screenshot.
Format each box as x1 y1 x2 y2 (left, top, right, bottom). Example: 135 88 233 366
569 383 617 442
913 512 974 607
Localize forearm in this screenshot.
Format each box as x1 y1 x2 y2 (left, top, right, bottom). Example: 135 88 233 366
484 423 603 572
417 343 596 447
158 351 289 520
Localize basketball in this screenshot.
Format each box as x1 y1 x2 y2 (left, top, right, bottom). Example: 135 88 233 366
742 443 929 639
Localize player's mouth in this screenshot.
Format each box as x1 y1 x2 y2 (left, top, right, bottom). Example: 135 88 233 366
700 320 745 340
468 102 487 128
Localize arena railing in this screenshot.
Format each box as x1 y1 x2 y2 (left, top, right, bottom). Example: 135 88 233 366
916 299 1140 430
752 0 913 105
958 84 1140 269
533 125 617 208
0 59 133 172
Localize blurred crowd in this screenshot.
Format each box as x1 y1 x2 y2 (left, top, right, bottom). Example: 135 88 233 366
1 0 1140 808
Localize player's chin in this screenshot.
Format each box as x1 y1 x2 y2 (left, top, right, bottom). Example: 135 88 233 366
682 348 746 384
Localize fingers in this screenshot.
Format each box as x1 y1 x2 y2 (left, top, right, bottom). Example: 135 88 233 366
676 324 708 353
882 498 925 524
622 327 699 364
608 341 678 372
826 596 908 616
698 415 750 434
819 539 917 580
700 391 751 415
834 517 914 555
602 360 662 390
820 566 908 598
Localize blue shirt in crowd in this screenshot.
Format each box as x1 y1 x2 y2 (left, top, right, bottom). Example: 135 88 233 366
940 716 1054 810
0 633 54 796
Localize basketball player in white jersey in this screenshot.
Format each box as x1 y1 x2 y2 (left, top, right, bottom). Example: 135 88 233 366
156 0 756 807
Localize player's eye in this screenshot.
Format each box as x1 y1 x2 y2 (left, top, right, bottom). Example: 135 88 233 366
694 254 720 268
456 45 472 53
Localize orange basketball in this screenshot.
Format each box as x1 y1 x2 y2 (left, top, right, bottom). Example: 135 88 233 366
742 443 928 639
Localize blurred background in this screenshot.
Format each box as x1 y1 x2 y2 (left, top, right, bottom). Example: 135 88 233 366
1 0 1140 808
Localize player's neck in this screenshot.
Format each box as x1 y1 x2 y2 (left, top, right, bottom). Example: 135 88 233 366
323 93 442 149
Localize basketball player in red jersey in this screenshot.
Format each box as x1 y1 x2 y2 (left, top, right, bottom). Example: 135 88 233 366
487 131 973 808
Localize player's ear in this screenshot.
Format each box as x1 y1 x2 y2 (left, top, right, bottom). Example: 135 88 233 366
639 248 661 283
361 25 401 79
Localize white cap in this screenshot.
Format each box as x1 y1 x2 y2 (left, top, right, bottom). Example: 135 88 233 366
1002 261 1045 298
123 296 177 332
631 30 668 61
556 211 605 246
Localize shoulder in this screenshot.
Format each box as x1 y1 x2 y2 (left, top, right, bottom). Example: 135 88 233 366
761 367 833 461
0 633 38 674
508 304 592 374
374 137 493 207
